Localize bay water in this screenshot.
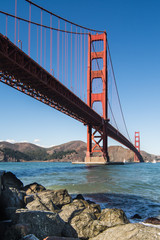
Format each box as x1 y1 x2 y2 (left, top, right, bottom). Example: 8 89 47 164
1 161 160 222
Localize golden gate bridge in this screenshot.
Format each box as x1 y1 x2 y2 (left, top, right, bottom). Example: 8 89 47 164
0 0 143 163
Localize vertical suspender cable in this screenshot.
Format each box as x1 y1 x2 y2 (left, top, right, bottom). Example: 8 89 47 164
44 28 46 68
37 25 38 63
66 28 68 87
71 24 72 90
57 19 60 79
14 0 17 44
28 3 31 56
40 9 42 66
18 19 19 42
84 31 86 102
62 31 63 83
50 14 52 74
80 30 82 100
77 32 79 97
75 27 77 94
6 15 8 37
64 22 67 85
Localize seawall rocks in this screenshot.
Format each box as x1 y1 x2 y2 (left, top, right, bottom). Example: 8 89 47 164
1 171 160 240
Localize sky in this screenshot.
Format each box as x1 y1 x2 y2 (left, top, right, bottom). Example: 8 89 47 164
0 0 160 155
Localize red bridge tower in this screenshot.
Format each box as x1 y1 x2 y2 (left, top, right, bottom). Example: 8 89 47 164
134 131 140 162
85 32 109 164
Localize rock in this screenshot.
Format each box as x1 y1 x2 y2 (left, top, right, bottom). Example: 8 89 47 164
144 217 160 225
131 213 142 219
70 208 97 238
2 171 23 190
24 194 35 205
26 189 72 212
36 189 71 208
61 222 78 238
5 207 18 219
59 200 86 223
0 220 12 240
3 224 23 240
60 199 103 239
14 223 30 237
74 194 84 200
2 187 26 209
98 208 129 227
43 237 80 240
23 182 46 195
0 170 5 195
12 209 65 240
89 223 160 240
60 199 101 223
26 194 60 212
22 234 40 240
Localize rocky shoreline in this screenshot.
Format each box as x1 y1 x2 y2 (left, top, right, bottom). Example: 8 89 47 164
1 171 160 240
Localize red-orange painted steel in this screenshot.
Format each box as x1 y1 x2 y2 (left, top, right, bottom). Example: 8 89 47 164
134 131 140 162
86 32 109 162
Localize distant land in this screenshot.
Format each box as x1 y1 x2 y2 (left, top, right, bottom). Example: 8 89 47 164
0 141 159 163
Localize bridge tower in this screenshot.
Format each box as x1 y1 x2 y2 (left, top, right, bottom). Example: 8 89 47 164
85 32 109 164
134 131 140 162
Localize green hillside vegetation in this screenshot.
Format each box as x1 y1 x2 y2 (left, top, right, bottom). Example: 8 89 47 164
2 147 77 161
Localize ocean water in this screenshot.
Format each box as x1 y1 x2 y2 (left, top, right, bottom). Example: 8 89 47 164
1 161 160 222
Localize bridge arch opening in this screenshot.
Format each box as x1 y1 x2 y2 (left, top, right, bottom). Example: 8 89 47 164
92 58 103 71
92 101 103 117
91 40 104 52
92 78 103 94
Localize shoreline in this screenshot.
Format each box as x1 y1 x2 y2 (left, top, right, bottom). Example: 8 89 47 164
1 171 160 240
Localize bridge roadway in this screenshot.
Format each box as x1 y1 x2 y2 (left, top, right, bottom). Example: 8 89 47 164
0 33 143 162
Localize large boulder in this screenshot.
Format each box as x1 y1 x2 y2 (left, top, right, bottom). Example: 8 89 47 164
59 199 105 239
60 199 101 223
12 209 65 240
89 223 160 240
2 171 23 190
70 208 108 239
26 195 60 212
2 187 26 209
26 189 71 211
98 208 129 227
23 182 46 195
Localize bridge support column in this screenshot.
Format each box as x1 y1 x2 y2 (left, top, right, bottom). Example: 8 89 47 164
134 131 140 162
85 32 109 164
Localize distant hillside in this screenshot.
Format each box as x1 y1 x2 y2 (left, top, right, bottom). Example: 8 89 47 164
0 141 158 163
0 141 86 162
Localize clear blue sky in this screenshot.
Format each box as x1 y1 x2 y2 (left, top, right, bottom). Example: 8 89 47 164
0 0 160 155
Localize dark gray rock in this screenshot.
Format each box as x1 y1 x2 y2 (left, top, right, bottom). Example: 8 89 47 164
12 209 65 240
131 214 142 219
2 187 26 208
2 171 23 190
144 217 160 225
21 234 40 240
